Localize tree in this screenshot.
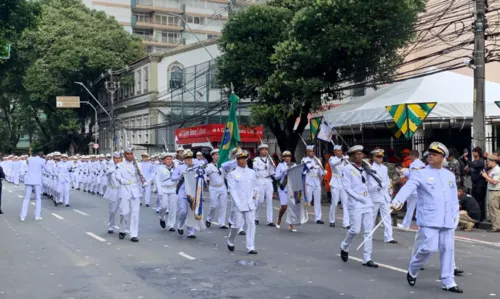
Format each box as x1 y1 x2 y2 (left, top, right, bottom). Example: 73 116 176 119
218 0 425 153
14 0 145 153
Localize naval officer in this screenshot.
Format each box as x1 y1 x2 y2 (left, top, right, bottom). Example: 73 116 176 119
392 142 462 293
20 152 46 221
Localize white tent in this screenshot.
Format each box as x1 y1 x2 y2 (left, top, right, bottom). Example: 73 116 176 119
323 70 500 127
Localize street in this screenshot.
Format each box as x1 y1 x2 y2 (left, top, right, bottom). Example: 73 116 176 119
1 184 500 299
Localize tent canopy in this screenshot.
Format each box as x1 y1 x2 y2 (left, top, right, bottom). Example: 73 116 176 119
323 70 500 127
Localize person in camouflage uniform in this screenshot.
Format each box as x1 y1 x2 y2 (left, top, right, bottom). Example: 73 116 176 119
446 148 462 186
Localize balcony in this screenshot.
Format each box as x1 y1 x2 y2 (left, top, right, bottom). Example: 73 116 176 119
134 34 179 47
131 0 182 14
134 20 182 31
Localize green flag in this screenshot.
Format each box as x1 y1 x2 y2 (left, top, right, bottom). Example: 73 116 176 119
218 93 241 167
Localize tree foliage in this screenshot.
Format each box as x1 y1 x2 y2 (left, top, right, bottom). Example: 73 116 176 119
218 0 425 153
0 0 146 154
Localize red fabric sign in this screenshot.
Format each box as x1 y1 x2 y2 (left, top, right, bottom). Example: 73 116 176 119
175 124 264 144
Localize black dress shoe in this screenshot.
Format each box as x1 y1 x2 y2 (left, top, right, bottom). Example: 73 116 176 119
156 211 159 214
130 237 139 242
168 228 175 232
219 225 229 229
329 223 336 227
160 219 166 229
228 223 232 228
454 268 464 276
227 243 235 251
119 232 126 240
145 204 150 207
65 204 70 207
443 286 463 293
0 210 3 215
420 267 425 271
340 249 348 262
54 202 58 207
255 220 259 225
267 222 276 227
206 221 211 228
140 203 143 207
407 272 416 286
177 229 184 235
387 240 398 244
107 230 114 234
248 250 258 254
363 260 379 268
187 235 196 239
316 220 324 224
238 231 246 236
344 226 351 230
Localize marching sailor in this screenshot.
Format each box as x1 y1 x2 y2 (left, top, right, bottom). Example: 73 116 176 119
56 154 72 207
369 148 397 243
115 148 144 242
392 142 463 293
274 151 295 230
226 149 258 254
104 152 123 234
194 152 207 167
253 144 276 226
173 146 184 167
221 148 246 236
155 152 178 231
140 153 154 207
340 145 379 268
301 145 325 224
20 152 46 221
329 145 351 228
205 149 229 229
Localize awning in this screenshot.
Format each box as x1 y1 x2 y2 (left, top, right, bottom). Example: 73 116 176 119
175 124 264 145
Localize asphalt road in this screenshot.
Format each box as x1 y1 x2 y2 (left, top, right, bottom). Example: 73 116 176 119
1 182 499 299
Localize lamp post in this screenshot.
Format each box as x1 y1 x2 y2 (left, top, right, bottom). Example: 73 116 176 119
81 101 98 154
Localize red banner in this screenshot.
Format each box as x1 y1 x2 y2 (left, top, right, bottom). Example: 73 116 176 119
175 124 264 144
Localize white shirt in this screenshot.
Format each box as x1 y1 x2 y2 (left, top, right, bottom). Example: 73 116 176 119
155 164 176 194
206 162 225 188
227 166 258 212
488 165 500 191
253 156 275 182
301 156 324 187
25 156 46 185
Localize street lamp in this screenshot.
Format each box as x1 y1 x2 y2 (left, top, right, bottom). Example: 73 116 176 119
80 101 98 154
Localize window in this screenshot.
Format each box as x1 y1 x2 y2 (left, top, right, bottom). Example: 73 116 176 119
130 79 135 96
170 65 183 89
207 34 217 40
124 85 129 98
143 67 149 93
187 16 205 25
137 70 142 95
135 13 151 23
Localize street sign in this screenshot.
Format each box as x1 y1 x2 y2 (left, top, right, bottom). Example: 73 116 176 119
56 96 80 108
93 143 99 149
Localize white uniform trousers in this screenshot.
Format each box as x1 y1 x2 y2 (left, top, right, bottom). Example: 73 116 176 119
227 210 256 252
372 201 394 242
408 227 457 289
13 173 19 185
177 190 195 236
143 185 152 205
61 182 70 205
255 180 274 223
108 199 123 231
207 186 228 226
155 193 161 212
306 184 322 221
329 187 350 227
341 207 374 263
228 196 245 232
402 194 417 228
21 185 42 219
120 197 140 238
160 193 177 229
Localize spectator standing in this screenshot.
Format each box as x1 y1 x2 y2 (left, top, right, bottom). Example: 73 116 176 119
446 148 461 187
482 155 500 232
0 164 4 214
468 147 487 221
457 187 480 232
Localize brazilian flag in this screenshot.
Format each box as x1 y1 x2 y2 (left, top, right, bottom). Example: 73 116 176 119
218 93 241 167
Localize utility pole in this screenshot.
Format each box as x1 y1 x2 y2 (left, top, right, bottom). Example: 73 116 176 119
105 70 119 153
473 0 486 150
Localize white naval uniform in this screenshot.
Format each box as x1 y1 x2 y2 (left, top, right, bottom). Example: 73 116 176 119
329 155 350 227
115 160 143 238
392 166 459 289
368 162 394 242
103 163 123 232
21 156 46 220
253 156 275 224
340 163 374 263
206 162 228 227
140 161 154 205
171 163 197 236
155 164 177 229
274 161 296 206
56 161 72 205
12 160 21 185
227 165 258 252
301 156 325 221
221 160 244 232
401 159 426 228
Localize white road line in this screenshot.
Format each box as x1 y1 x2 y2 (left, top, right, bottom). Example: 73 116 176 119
30 202 35 206
210 221 219 226
178 252 196 260
8 190 12 193
335 254 407 273
73 209 89 216
394 226 500 247
51 213 64 220
17 195 23 198
86 232 106 242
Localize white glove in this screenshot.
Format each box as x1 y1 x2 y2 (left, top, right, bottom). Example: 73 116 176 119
391 201 403 211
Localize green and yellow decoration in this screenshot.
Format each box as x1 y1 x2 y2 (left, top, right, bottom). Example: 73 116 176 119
385 102 436 139
310 116 322 141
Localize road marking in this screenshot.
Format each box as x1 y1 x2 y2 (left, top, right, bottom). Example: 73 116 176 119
73 209 89 216
210 221 219 226
51 213 64 220
394 226 500 247
18 195 23 198
30 202 35 206
178 252 196 260
335 254 406 273
86 232 106 242
8 190 12 193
